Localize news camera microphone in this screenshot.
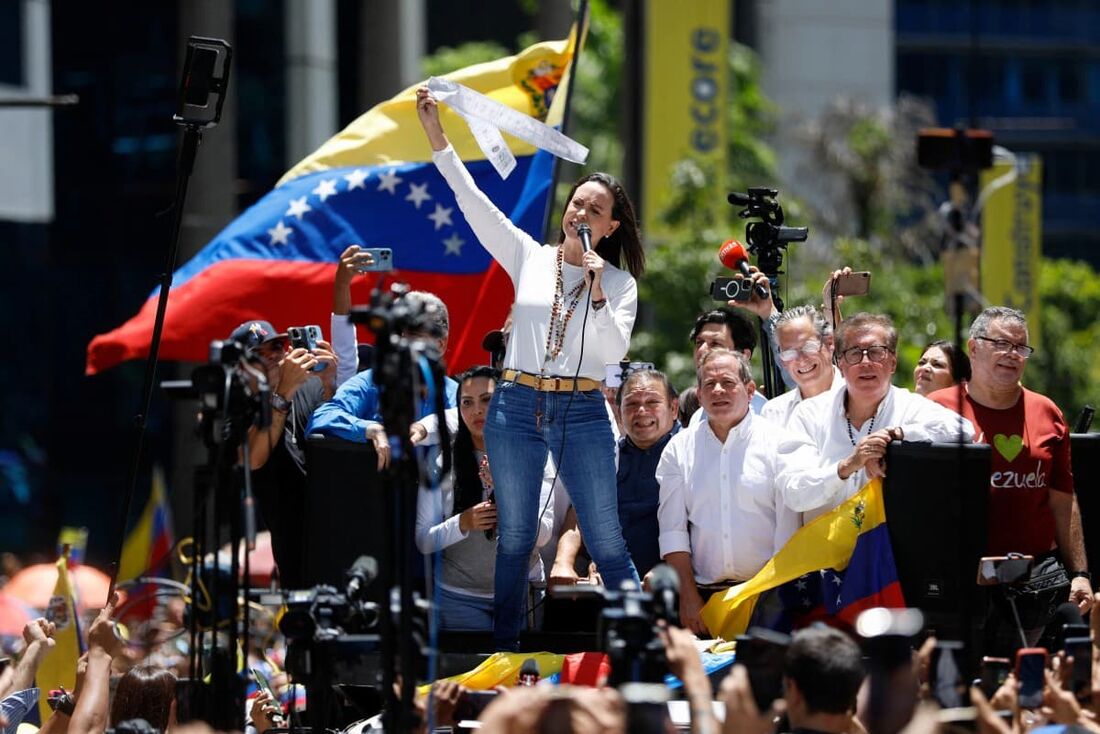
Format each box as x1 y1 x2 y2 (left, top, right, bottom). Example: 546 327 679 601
345 555 378 602
517 658 541 686
718 240 768 299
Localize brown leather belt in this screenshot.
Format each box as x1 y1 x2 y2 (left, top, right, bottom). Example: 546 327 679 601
502 369 601 393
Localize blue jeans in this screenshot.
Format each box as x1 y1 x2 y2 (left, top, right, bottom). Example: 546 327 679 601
436 585 494 632
485 381 638 650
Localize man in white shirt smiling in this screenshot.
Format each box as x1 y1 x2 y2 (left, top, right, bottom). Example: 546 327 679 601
788 312 975 523
761 305 844 426
656 349 845 635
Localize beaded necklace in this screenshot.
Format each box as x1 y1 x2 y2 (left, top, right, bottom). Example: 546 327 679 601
845 410 877 446
542 246 588 366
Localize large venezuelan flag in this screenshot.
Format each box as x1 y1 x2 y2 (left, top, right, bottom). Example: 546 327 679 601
700 479 905 640
86 31 579 375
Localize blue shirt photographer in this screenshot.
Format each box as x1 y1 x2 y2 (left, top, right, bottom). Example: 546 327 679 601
307 368 458 443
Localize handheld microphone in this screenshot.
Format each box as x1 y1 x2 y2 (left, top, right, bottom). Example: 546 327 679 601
517 658 541 686
575 222 595 281
576 222 593 253
718 239 768 299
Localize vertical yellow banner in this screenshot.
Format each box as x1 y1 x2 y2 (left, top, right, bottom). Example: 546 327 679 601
642 0 730 237
980 154 1043 343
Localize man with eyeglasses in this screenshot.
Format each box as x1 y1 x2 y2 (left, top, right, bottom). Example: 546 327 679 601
788 313 974 522
761 305 845 426
929 307 1092 629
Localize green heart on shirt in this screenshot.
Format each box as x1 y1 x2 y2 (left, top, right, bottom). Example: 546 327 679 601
993 433 1024 462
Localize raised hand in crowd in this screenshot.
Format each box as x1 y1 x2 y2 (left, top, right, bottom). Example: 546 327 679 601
1 617 57 696
823 266 855 328
249 690 285 734
660 622 718 734
477 685 626 734
423 679 464 731
333 244 375 316
731 264 779 321
276 347 319 399
415 87 449 152
312 338 340 398
68 592 119 734
719 664 784 734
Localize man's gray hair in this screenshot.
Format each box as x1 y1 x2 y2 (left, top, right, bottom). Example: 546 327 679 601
835 313 898 352
776 305 831 340
696 348 753 385
401 290 450 338
969 306 1028 340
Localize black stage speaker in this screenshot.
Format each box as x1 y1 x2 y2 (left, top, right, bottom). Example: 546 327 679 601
1071 434 1100 580
303 435 388 601
882 442 992 648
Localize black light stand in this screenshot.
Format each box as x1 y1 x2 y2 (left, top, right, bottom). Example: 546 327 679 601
163 341 266 731
727 189 808 398
109 36 232 596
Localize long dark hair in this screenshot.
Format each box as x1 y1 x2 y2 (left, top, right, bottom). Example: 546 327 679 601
111 665 177 731
922 339 972 382
451 366 499 516
558 172 645 279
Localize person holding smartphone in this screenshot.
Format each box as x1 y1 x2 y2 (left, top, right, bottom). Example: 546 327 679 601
417 86 645 651
415 367 555 631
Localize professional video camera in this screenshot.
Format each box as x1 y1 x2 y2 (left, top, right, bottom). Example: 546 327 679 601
186 338 273 447
551 564 680 686
727 187 808 280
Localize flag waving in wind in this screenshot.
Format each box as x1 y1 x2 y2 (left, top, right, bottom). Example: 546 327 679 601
86 29 581 374
701 479 906 640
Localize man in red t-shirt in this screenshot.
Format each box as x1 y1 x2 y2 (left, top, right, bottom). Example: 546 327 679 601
929 307 1091 621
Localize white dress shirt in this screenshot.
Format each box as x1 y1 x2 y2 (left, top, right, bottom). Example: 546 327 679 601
760 368 845 427
787 384 975 522
656 411 845 585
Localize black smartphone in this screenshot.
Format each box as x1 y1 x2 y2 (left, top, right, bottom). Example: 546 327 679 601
736 627 791 712
929 641 967 708
287 325 326 372
1015 647 1047 709
711 276 752 302
979 656 1011 699
0 658 10 677
1065 636 1092 701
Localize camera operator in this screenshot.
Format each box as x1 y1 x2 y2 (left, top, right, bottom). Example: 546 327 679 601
230 319 338 589
308 290 458 470
657 349 840 635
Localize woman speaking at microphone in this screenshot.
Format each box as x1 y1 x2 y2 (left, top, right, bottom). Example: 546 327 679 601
416 86 645 651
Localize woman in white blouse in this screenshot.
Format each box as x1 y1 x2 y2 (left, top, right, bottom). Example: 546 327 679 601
415 366 554 631
416 87 645 650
